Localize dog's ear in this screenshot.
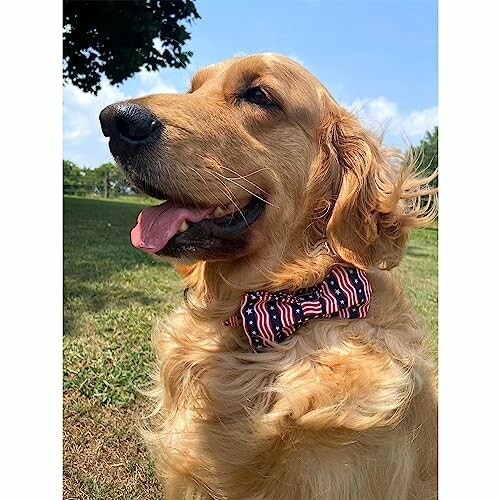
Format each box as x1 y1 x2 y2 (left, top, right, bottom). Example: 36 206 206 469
306 101 436 270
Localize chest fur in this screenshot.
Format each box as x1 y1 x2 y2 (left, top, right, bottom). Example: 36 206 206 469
153 311 420 492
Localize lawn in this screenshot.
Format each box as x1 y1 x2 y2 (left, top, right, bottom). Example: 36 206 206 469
63 196 437 500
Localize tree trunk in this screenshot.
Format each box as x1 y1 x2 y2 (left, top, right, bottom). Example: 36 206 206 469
104 169 109 198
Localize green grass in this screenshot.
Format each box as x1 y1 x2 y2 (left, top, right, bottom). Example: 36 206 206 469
64 196 183 406
63 196 437 499
398 224 438 355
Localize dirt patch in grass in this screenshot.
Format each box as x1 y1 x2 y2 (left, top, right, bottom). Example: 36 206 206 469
63 389 163 500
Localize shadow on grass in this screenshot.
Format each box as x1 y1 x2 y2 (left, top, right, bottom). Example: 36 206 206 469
405 225 438 259
64 197 179 336
406 246 432 258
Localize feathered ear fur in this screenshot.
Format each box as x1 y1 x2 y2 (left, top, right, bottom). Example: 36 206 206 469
306 99 437 270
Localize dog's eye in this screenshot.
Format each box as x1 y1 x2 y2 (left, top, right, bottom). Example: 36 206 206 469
242 86 274 106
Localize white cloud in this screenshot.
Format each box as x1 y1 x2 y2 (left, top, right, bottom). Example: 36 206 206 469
63 79 128 143
347 96 438 143
136 68 178 96
402 106 438 136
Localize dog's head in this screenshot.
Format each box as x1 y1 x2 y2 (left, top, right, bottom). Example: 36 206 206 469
100 54 435 288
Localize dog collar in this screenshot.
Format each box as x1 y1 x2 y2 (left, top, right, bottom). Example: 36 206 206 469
224 266 372 351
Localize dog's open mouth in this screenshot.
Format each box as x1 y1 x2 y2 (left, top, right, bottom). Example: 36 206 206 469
131 196 266 260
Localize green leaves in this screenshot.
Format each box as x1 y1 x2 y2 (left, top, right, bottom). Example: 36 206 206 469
63 0 200 94
63 160 134 196
411 126 438 187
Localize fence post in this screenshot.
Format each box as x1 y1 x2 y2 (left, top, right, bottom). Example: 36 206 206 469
104 169 109 198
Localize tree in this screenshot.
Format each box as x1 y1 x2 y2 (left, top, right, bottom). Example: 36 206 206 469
63 159 83 185
92 163 134 195
63 160 138 196
63 0 200 94
411 126 438 187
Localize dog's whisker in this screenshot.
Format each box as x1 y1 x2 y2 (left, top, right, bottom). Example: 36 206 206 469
205 170 249 226
208 173 255 228
220 166 262 179
185 166 229 209
210 170 277 209
222 166 272 179
218 165 273 198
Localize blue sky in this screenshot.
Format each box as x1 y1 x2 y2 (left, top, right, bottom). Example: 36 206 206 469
63 0 437 167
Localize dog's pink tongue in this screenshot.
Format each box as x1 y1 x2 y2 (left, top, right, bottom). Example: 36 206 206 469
131 201 212 254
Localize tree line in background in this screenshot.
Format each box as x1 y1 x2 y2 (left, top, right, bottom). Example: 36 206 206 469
63 127 438 197
410 126 438 187
63 160 135 197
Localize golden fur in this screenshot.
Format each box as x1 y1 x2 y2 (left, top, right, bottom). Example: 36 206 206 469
124 54 437 499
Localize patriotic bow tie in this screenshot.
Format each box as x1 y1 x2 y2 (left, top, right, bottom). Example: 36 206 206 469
224 266 372 351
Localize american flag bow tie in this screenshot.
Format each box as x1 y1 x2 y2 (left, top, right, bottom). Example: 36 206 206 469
224 266 372 351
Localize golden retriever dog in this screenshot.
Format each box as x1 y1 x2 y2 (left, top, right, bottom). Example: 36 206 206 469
99 53 437 499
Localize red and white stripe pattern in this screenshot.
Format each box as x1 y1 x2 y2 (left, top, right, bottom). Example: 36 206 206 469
224 265 372 351
276 295 295 339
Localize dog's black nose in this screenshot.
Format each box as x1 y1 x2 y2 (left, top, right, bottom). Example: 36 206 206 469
99 102 161 159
